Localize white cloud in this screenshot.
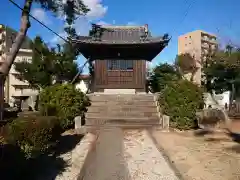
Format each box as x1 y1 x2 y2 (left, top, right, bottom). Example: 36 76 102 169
83 0 108 19
96 21 110 26
50 32 67 44
74 17 92 35
32 8 50 24
51 0 108 44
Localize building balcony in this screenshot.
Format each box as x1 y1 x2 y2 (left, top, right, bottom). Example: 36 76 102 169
0 44 5 52
11 81 29 86
11 87 38 97
0 25 4 33
201 43 209 49
9 74 29 86
201 36 217 44
209 38 217 44
201 36 209 41
0 33 6 43
0 56 5 63
18 49 32 53
9 67 20 74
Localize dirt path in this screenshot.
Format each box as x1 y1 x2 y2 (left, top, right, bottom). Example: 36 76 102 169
151 130 240 180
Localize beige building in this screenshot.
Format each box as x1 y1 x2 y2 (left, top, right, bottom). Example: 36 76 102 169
0 24 38 106
178 30 218 85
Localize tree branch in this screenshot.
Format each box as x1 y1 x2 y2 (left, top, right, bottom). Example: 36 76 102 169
0 0 33 75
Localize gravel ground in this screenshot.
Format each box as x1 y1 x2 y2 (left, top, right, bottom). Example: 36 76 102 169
123 129 179 180
151 130 240 180
82 127 179 180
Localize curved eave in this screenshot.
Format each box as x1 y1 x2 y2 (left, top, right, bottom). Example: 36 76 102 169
71 36 169 45
72 38 170 61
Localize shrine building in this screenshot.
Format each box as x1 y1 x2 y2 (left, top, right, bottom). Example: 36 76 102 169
71 24 170 93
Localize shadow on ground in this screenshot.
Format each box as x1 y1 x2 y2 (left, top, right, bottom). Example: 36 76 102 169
0 133 83 180
193 129 214 136
193 128 240 144
225 131 240 144
225 144 240 153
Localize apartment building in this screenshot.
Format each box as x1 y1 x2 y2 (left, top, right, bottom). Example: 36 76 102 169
0 24 38 106
178 30 218 85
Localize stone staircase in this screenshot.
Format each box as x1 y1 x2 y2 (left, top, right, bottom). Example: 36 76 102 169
85 94 161 129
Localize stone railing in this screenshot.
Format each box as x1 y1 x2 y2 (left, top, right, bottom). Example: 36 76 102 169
153 92 170 130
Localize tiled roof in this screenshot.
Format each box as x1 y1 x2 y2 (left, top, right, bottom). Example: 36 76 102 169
70 24 170 45
71 35 169 45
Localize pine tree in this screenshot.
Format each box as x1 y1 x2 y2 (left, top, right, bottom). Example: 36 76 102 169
14 36 78 89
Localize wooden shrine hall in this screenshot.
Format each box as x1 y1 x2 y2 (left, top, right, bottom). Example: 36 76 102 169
71 24 170 93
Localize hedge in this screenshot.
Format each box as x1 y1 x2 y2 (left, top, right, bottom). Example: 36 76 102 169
159 80 204 130
1 115 61 159
0 114 63 179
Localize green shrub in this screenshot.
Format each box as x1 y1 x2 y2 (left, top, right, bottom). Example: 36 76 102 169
2 116 60 159
39 84 90 129
149 63 180 93
159 80 204 130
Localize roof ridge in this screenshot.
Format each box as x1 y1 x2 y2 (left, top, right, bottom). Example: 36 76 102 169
100 25 145 29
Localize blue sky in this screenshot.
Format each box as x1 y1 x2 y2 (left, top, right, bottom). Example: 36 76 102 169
1 0 240 70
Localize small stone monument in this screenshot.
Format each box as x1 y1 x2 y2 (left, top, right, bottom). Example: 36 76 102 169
74 116 82 129
162 115 170 130
74 116 87 134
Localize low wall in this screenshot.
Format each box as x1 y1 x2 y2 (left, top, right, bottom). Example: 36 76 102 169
77 133 99 180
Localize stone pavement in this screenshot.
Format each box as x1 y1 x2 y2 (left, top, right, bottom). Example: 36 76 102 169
81 127 180 180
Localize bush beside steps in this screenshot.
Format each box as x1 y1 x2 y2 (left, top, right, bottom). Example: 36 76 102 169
158 80 204 130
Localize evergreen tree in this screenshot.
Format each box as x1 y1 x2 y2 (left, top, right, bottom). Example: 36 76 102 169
14 36 78 89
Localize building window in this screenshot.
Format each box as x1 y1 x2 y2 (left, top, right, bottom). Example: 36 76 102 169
22 57 28 61
107 60 119 70
120 60 133 70
107 60 133 70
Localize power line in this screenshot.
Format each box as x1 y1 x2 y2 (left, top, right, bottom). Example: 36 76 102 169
171 0 196 36
8 0 89 82
8 0 69 44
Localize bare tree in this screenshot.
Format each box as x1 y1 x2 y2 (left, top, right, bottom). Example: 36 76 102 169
175 53 199 83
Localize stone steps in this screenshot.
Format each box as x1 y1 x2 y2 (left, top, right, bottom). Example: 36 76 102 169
85 117 160 126
83 94 161 130
88 94 155 101
89 101 156 106
86 111 159 118
87 106 157 113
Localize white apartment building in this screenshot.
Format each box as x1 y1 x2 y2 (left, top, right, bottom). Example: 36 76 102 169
178 30 218 85
0 24 38 106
